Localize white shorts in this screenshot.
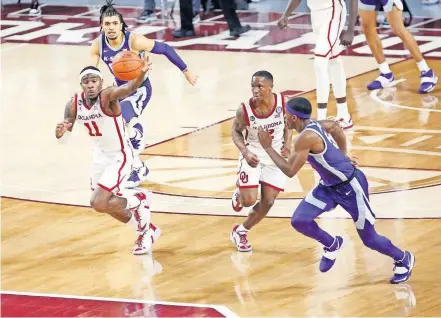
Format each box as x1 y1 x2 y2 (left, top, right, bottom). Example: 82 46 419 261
237 157 287 192
90 148 134 194
311 2 347 58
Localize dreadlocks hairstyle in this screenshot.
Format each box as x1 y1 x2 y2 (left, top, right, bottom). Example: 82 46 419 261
99 0 128 34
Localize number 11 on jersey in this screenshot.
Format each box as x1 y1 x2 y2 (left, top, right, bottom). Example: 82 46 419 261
84 121 102 137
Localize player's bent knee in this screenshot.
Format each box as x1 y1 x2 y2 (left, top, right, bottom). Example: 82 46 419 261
241 195 257 207
291 212 311 232
389 23 406 37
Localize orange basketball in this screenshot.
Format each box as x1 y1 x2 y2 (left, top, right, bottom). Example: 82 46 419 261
111 51 144 81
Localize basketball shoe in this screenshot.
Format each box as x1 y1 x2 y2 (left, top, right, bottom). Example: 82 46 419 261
133 223 161 255
232 188 243 212
390 251 415 284
319 236 344 272
367 72 395 90
230 225 252 252
419 69 438 93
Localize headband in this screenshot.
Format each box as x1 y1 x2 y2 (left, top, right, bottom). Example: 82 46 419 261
286 106 311 119
79 69 103 82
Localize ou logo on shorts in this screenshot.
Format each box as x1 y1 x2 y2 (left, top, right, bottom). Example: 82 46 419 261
240 171 249 184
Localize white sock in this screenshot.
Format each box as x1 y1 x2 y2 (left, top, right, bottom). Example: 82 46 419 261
337 101 350 119
237 224 248 232
416 59 430 72
328 56 347 99
378 62 391 74
314 56 331 106
126 213 139 230
317 108 327 120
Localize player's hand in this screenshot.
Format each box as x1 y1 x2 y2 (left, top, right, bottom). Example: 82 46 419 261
257 126 273 150
139 51 151 72
277 15 288 30
243 150 260 168
339 29 355 47
55 120 72 138
184 69 198 86
345 153 359 167
281 145 291 157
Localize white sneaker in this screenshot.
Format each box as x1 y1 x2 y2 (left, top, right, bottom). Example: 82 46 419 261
328 115 353 130
232 188 243 212
132 223 161 255
230 225 252 252
131 190 152 233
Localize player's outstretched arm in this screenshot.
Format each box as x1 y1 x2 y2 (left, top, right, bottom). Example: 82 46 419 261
131 34 198 86
105 54 151 102
339 0 358 46
319 120 347 154
258 127 312 178
55 98 76 139
90 38 100 67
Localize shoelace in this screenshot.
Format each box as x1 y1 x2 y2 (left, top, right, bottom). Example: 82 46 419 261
238 232 248 245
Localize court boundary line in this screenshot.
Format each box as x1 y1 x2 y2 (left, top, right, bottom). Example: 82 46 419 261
2 196 440 219
0 290 239 318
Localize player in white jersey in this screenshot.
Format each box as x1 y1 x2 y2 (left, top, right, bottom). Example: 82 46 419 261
230 71 292 252
278 0 358 129
55 55 160 255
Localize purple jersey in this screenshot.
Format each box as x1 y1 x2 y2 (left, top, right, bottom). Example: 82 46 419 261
305 121 355 186
99 31 150 87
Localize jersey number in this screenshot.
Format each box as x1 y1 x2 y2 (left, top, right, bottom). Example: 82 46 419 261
84 121 102 137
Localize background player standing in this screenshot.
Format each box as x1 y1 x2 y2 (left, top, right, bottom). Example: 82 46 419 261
358 0 438 92
90 0 198 188
278 0 358 129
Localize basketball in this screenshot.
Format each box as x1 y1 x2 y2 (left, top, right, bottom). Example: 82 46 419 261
111 51 144 81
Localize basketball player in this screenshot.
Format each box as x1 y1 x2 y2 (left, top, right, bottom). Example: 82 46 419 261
278 0 358 128
55 55 160 255
358 0 437 93
257 96 415 284
230 71 292 252
90 0 198 188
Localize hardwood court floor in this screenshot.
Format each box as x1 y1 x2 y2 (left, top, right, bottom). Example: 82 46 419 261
2 198 441 317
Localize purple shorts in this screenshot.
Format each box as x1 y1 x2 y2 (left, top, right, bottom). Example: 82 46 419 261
358 0 403 11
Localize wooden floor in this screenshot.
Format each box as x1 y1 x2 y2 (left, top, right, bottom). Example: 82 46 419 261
2 198 441 316
1 19 441 316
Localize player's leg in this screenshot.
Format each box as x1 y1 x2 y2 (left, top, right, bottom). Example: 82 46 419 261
231 165 285 252
328 5 352 129
385 5 438 93
291 184 342 272
231 159 260 252
359 2 396 90
338 169 415 283
232 158 260 212
91 151 159 254
312 4 345 121
120 81 152 187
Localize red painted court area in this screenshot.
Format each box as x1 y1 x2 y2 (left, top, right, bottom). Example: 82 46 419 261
1 293 228 317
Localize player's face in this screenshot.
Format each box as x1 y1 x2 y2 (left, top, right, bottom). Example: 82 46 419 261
102 16 122 40
251 76 272 102
81 75 103 99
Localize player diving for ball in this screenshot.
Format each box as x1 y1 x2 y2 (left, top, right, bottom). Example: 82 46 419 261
90 0 198 188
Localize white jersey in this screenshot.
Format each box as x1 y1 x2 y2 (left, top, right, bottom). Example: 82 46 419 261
307 0 335 11
74 92 132 153
242 93 285 165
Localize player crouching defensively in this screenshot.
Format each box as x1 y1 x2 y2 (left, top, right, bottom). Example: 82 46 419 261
55 55 160 255
257 96 415 284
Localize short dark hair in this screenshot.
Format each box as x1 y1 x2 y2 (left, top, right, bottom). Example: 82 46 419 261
252 70 273 84
287 97 312 117
99 0 128 34
79 66 100 74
